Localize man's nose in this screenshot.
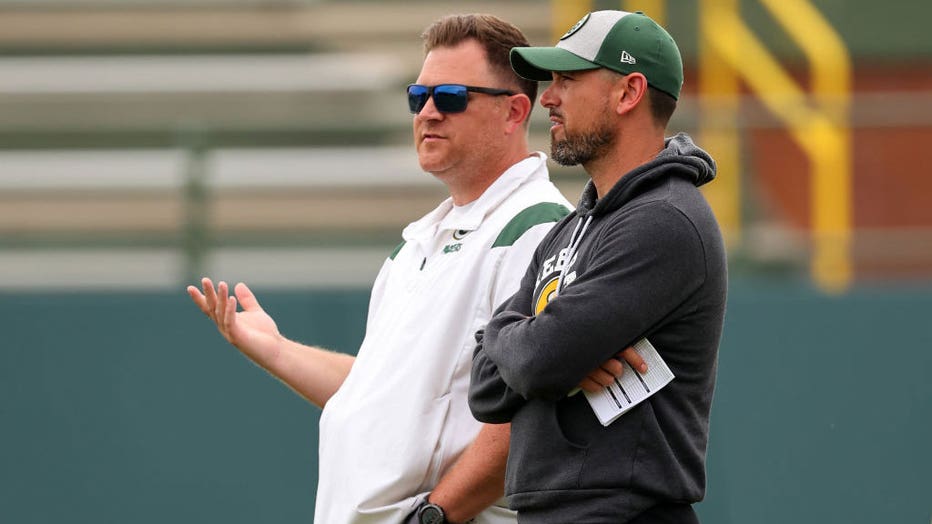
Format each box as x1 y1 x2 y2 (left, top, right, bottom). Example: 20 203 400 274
539 83 557 108
416 95 444 120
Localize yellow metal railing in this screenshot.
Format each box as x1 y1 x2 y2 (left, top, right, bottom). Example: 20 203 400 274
550 0 853 293
698 0 742 253
700 0 853 293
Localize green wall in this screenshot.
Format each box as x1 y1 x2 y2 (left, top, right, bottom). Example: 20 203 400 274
700 278 931 523
1 278 930 523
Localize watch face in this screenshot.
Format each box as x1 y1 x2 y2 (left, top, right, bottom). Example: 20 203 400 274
419 504 445 524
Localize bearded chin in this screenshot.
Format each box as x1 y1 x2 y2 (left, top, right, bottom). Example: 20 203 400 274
550 128 615 167
551 139 586 166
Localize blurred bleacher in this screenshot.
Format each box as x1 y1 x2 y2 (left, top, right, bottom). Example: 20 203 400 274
0 0 572 289
2 0 931 290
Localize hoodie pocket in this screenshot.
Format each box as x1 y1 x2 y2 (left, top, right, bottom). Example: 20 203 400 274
507 396 664 495
505 398 589 494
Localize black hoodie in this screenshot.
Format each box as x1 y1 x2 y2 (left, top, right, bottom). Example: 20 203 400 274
469 133 728 523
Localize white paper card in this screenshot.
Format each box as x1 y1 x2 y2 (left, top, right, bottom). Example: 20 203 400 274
583 338 675 426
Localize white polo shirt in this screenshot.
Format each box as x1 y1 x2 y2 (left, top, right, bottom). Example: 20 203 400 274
315 153 571 523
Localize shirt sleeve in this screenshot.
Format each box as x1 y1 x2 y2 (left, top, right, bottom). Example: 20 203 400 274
363 252 396 328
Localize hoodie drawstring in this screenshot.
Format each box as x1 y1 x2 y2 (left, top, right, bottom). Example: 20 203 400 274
556 215 592 296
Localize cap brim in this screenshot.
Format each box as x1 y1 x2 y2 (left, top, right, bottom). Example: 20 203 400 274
510 47 600 81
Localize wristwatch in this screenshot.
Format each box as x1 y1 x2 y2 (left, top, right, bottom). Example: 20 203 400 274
417 501 447 524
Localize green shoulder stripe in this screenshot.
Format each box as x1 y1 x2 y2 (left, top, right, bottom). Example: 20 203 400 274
388 240 406 260
492 202 570 248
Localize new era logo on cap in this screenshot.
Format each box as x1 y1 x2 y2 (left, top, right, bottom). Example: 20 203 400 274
620 51 636 64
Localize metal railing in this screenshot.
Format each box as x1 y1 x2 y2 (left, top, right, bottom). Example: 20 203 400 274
551 0 853 293
699 0 852 293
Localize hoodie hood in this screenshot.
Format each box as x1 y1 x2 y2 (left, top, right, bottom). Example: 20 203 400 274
576 132 716 216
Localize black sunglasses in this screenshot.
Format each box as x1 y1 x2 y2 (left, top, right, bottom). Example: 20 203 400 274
407 83 516 114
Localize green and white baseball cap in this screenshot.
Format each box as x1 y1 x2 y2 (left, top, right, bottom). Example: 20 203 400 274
510 10 684 100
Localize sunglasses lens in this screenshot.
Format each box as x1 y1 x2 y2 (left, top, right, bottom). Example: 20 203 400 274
433 85 468 113
407 85 429 114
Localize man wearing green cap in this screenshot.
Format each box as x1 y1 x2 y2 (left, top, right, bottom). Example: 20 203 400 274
470 10 727 523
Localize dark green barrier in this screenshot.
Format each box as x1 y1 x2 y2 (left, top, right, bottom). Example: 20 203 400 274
0 290 368 524
1 279 930 523
698 278 932 523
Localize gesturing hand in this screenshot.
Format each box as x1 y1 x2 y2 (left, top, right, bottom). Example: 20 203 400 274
187 278 283 358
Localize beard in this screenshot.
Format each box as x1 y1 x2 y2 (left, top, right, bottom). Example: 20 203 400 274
550 113 616 167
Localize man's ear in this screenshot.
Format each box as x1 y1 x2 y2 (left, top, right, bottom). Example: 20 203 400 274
614 72 648 116
504 93 533 134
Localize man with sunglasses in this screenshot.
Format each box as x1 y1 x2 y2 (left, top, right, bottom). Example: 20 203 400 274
189 14 574 524
469 10 728 524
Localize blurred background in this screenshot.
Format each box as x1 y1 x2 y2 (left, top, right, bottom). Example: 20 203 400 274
1 0 929 522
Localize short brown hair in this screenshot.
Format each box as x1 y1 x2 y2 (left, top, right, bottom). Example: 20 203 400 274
648 86 677 128
421 14 538 122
